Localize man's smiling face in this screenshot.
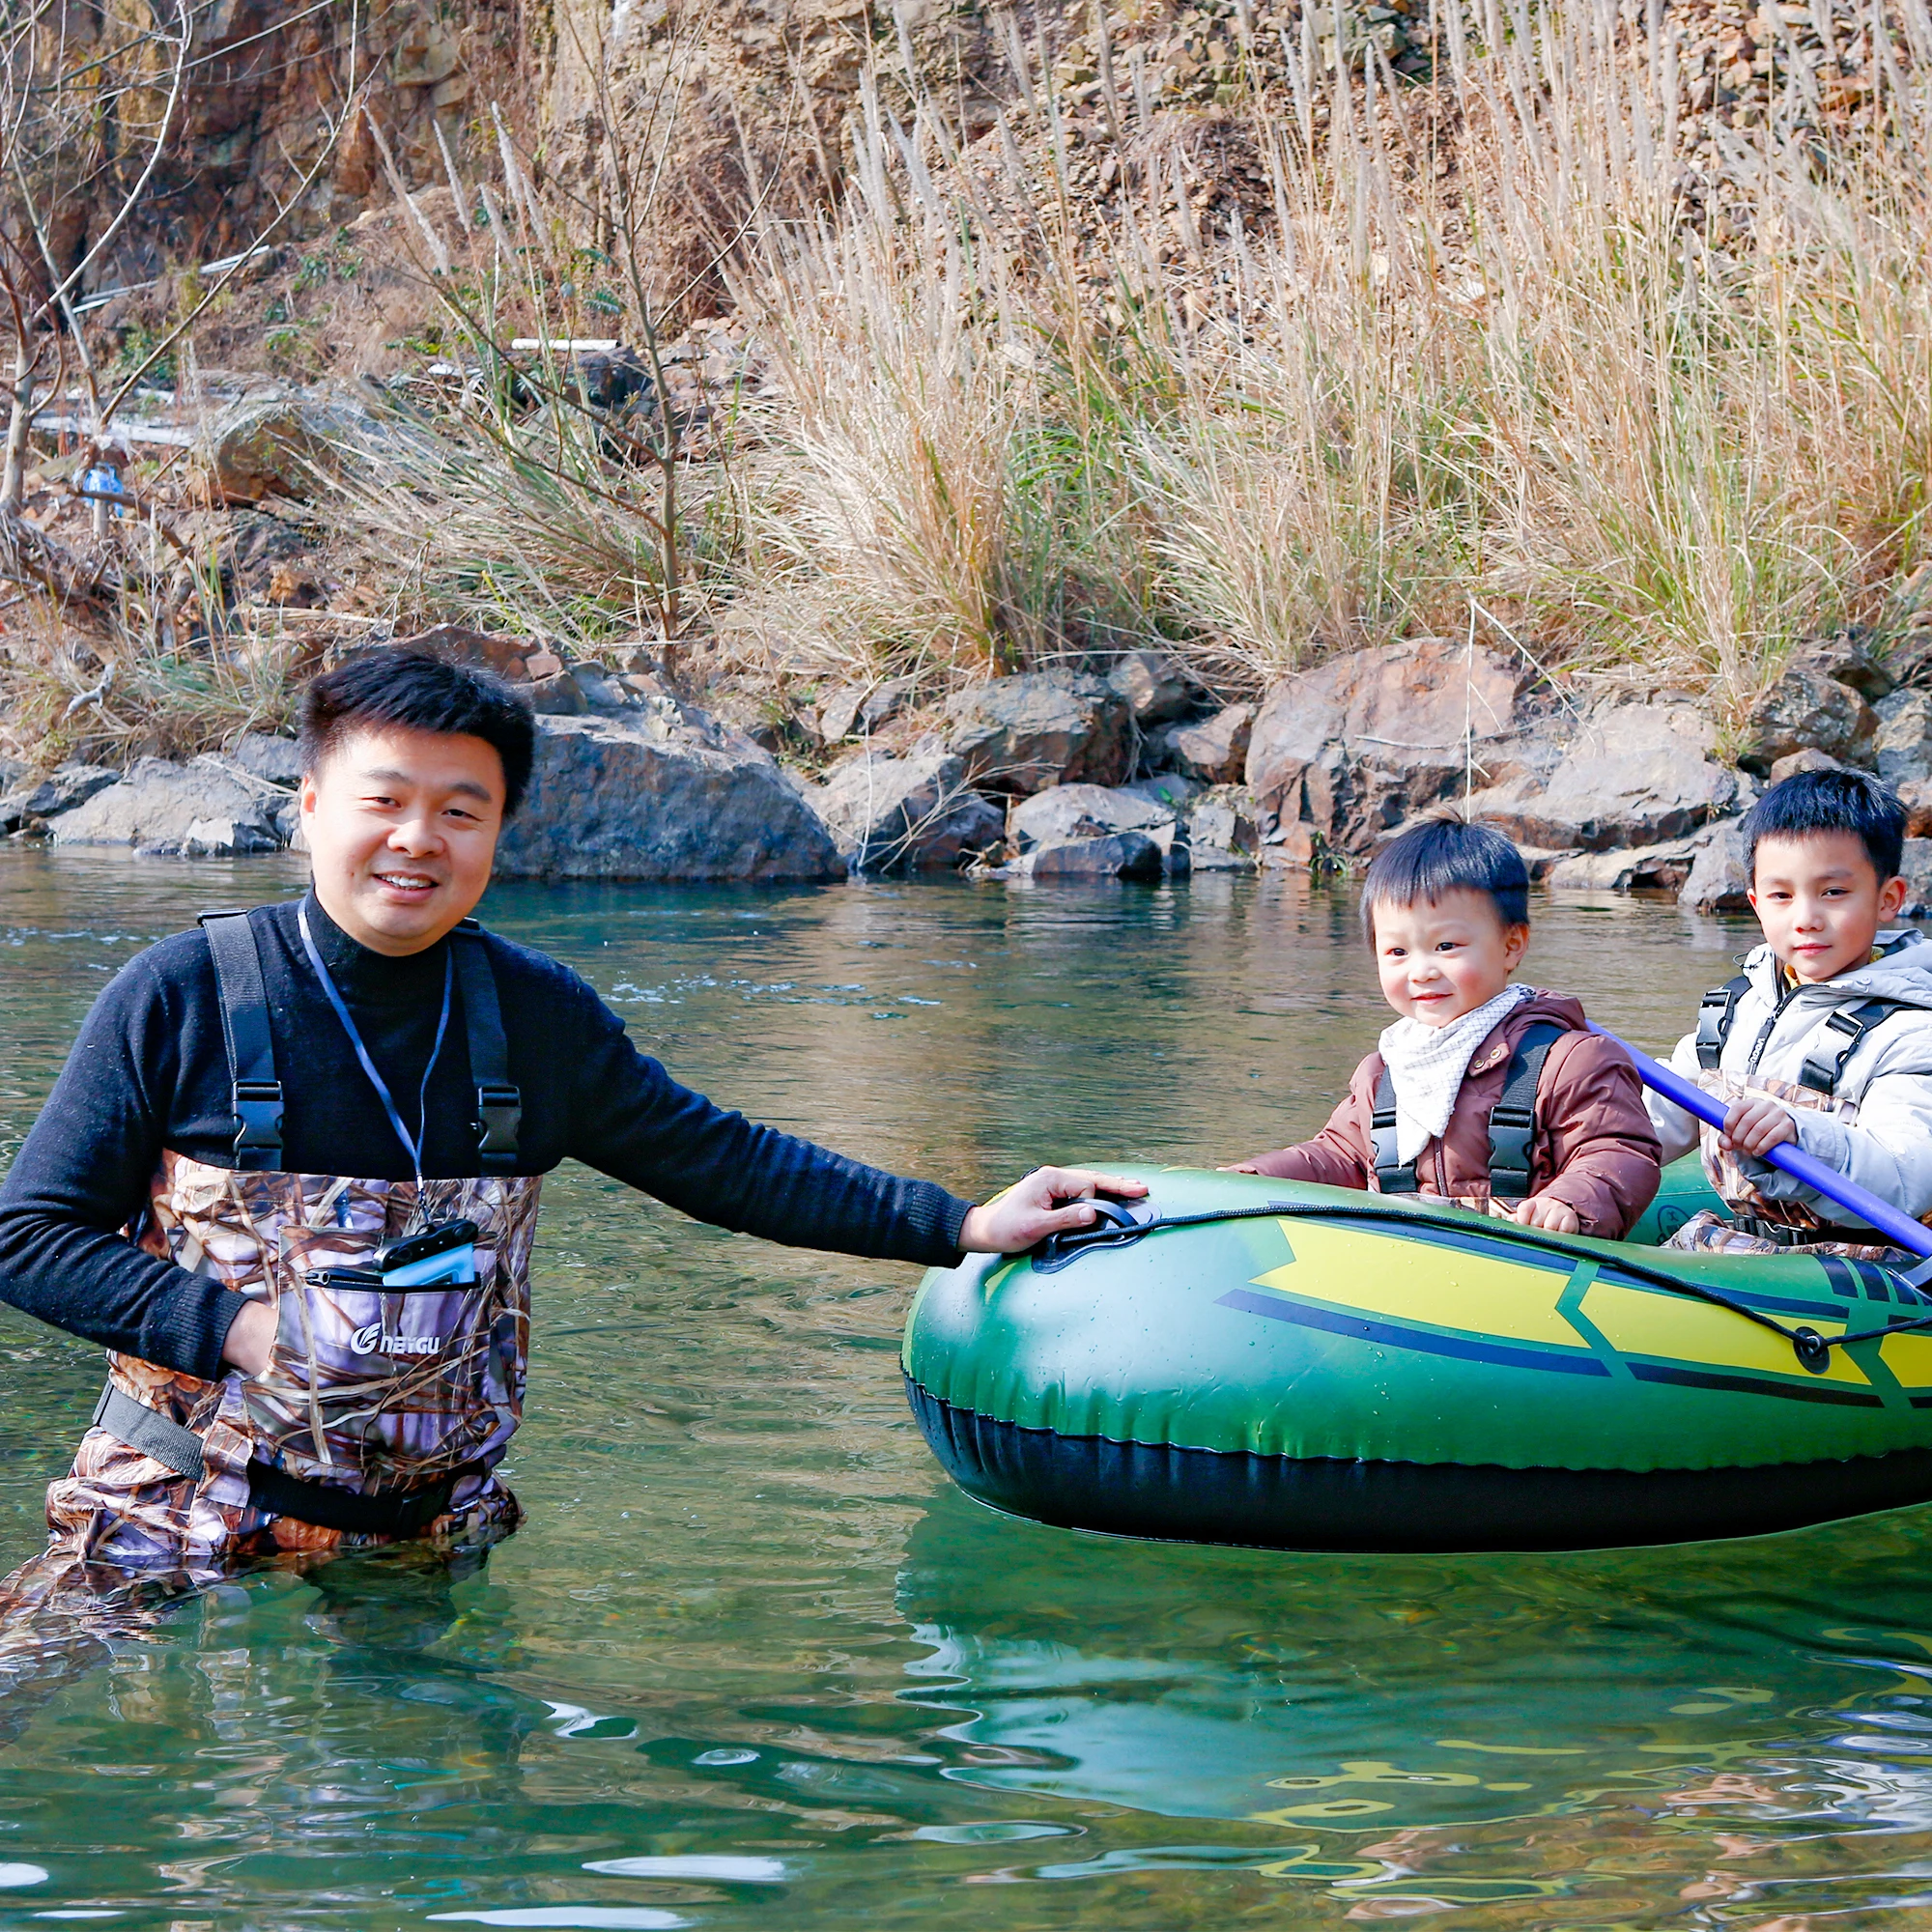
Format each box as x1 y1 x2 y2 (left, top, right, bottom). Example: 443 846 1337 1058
299 724 506 954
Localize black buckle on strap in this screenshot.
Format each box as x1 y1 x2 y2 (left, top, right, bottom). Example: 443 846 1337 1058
474 1082 522 1169
1488 1102 1535 1199
231 1078 284 1162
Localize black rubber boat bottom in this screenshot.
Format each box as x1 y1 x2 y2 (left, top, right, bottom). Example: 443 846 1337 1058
907 1377 1932 1551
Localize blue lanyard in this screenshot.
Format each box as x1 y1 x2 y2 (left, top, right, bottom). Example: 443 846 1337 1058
298 903 453 1182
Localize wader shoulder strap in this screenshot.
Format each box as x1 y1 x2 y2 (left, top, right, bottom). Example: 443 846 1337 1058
1695 974 1751 1071
1487 1022 1566 1202
197 908 283 1172
1369 1063 1418 1195
1798 998 1903 1095
453 922 522 1173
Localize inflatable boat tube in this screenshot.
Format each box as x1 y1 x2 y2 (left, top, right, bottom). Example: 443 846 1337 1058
902 1158 1932 1551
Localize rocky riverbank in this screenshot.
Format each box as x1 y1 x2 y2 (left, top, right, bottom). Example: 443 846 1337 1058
14 623 1932 916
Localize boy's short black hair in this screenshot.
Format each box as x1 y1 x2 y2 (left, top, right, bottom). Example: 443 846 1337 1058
298 647 536 817
1742 767 1906 884
1361 814 1531 945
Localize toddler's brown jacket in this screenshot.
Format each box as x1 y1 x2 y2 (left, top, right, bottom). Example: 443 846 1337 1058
1244 991 1662 1237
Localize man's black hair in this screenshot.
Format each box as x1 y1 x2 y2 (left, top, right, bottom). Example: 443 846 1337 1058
298 647 536 817
1742 767 1906 884
1361 814 1530 945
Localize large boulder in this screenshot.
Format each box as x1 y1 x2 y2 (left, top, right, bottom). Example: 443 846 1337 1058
1900 838 1932 918
1738 658 1877 773
944 672 1132 795
1023 831 1164 881
1544 835 1704 894
228 732 302 788
494 708 843 882
1245 640 1531 854
0 761 118 834
1467 699 1745 852
1876 690 1932 786
51 755 286 855
1008 781 1195 873
1679 819 1753 914
811 751 1002 872
1009 781 1174 849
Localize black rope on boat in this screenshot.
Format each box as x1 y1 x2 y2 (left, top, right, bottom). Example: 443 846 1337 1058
1029 1198 1932 1375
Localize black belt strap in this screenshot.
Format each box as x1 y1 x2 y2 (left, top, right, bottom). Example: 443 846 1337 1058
198 909 283 1171
454 922 521 1172
244 1459 468 1538
90 1381 467 1536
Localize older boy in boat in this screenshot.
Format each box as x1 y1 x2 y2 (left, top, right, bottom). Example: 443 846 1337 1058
1648 768 1932 1260
1232 816 1662 1236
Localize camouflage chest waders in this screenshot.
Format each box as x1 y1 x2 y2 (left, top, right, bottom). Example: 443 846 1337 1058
43 909 539 1568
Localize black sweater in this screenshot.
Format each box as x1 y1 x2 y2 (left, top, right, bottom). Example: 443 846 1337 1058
0 895 972 1380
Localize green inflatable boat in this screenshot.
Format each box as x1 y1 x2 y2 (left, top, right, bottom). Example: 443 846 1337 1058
902 1157 1932 1551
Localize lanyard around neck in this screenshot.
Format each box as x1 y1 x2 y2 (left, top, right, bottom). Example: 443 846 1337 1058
298 903 453 1182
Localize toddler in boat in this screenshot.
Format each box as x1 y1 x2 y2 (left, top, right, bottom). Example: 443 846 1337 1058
1232 814 1662 1237
1648 767 1932 1262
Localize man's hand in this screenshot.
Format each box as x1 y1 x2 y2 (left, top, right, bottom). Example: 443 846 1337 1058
958 1167 1151 1254
221 1298 276 1378
1514 1195 1581 1235
1720 1094 1798 1158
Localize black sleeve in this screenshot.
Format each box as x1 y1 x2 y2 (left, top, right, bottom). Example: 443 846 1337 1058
553 974 973 1266
0 952 245 1380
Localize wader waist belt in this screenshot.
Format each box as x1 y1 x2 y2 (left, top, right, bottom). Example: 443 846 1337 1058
92 1383 469 1539
1731 1213 1882 1248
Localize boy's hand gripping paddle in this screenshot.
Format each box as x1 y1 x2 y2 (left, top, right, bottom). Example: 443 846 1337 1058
1586 1022 1932 1262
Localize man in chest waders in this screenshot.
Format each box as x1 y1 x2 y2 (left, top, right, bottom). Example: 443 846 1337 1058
0 647 1139 1583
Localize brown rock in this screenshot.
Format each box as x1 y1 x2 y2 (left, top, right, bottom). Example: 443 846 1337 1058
945 672 1132 795
1738 661 1877 773
1468 700 1743 852
1876 690 1932 786
1168 702 1254 783
394 625 542 684
1245 639 1528 854
1680 819 1752 913
1024 831 1164 880
1897 779 1932 837
1545 837 1702 894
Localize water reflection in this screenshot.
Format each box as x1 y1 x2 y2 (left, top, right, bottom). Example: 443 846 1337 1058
4 851 1932 1925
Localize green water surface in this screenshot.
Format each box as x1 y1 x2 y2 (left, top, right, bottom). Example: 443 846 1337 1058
1 851 1928 1928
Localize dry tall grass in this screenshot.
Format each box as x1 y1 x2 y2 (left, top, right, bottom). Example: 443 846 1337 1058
306 0 1932 724
721 0 1932 717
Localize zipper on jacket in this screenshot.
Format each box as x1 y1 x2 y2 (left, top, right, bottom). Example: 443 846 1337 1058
1746 970 1801 1075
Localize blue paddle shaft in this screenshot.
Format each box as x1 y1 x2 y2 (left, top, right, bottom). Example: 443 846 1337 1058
1586 1022 1932 1261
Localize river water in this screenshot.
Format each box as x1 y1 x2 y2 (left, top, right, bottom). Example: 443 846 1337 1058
2 851 1930 1928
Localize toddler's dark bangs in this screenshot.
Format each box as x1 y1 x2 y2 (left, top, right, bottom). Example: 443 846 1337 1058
1361 818 1531 946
